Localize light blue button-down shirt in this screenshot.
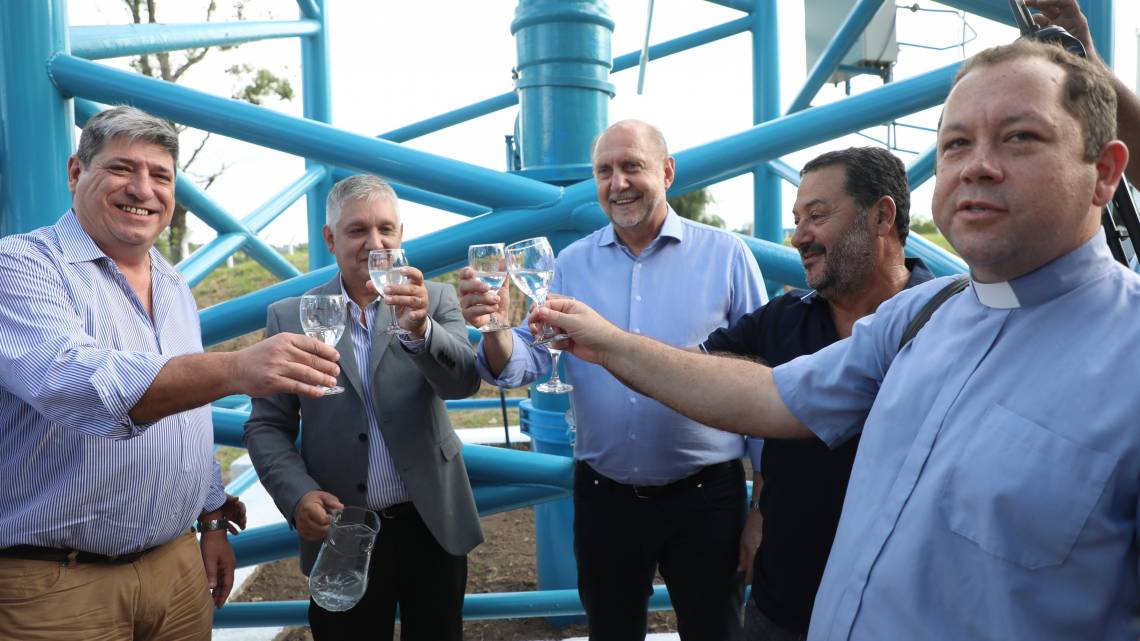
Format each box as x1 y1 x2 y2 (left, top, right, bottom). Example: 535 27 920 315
0 211 224 555
478 210 767 485
774 231 1140 641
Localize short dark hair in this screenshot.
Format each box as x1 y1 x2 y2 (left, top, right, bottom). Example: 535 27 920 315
801 147 910 244
76 105 180 168
952 39 1116 162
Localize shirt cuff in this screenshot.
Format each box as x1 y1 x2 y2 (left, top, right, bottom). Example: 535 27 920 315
475 328 541 387
89 351 173 439
398 317 432 354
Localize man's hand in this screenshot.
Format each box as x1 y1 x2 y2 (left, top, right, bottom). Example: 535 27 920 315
533 297 624 366
457 266 511 328
230 333 340 399
368 266 430 338
221 494 247 535
738 510 763 585
293 490 344 541
1026 0 1095 58
199 529 235 608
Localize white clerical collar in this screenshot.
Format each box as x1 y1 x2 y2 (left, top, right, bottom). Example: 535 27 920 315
968 230 1115 310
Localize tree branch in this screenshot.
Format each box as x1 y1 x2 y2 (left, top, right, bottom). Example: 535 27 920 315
181 132 212 171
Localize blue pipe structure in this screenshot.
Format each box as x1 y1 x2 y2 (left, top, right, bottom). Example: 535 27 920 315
6 0 1120 631
71 21 320 60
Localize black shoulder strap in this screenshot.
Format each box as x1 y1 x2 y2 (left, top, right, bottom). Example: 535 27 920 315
898 276 970 351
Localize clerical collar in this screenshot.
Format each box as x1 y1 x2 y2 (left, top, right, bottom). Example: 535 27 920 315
970 229 1115 309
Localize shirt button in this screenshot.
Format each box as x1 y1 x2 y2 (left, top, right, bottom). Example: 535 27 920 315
635 295 642 301
630 433 637 440
633 466 640 472
633 328 641 334
358 433 368 443
629 397 637 404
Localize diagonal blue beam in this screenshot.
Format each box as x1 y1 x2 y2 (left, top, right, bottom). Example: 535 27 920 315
329 167 489 217
768 158 801 186
787 0 886 114
70 21 320 60
296 0 320 20
377 17 750 144
49 54 563 211
906 144 937 190
703 0 755 11
178 233 248 288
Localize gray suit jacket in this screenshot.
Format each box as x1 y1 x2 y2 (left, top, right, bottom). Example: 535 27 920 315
243 275 483 574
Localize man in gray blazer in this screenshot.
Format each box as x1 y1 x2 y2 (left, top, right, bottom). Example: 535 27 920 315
244 175 483 641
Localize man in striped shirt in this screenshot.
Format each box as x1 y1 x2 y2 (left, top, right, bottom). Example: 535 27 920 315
0 106 341 640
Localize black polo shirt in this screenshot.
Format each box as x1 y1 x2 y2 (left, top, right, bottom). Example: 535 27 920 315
701 258 934 634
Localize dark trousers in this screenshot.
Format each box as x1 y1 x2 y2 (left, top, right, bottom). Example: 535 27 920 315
308 504 466 641
574 460 746 641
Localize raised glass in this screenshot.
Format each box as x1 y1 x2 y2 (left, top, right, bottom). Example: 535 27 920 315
368 248 411 337
299 294 346 395
505 236 567 347
536 294 573 393
468 243 509 332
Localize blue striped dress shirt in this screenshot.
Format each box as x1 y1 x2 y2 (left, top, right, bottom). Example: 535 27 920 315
340 282 418 510
0 211 225 555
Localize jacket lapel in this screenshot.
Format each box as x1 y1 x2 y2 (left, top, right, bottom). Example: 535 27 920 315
368 303 394 391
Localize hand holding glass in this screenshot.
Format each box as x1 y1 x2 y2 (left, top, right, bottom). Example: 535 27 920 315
506 237 567 346
536 294 573 393
299 294 346 395
468 243 509 332
368 249 411 337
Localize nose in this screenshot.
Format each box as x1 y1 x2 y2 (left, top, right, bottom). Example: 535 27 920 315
960 142 1004 184
124 171 156 202
790 219 810 249
609 170 630 193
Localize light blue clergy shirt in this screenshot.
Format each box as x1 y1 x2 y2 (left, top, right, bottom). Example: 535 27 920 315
0 211 225 555
478 210 767 485
774 231 1140 641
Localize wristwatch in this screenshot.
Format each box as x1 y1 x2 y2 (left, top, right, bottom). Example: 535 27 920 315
196 517 231 533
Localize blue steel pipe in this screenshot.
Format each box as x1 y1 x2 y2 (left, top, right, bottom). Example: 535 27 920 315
447 397 524 411
244 166 327 232
48 55 563 212
1081 0 1112 67
768 158 801 187
935 0 1015 26
460 443 575 490
0 0 73 235
704 0 756 12
907 145 937 190
213 586 674 628
330 167 488 217
213 407 250 448
70 21 320 60
178 233 248 287
753 0 783 299
786 0 886 114
231 522 296 568
611 17 751 74
302 0 333 269
175 178 302 281
473 484 572 516
296 0 320 20
907 233 967 276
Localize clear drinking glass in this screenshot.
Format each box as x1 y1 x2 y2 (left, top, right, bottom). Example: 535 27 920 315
536 294 573 393
299 294 347 395
308 506 381 612
506 237 567 346
368 248 411 337
468 243 509 332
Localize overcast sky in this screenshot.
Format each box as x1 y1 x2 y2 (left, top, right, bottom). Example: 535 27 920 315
69 1 1140 247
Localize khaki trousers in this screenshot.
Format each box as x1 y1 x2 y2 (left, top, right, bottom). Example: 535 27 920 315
0 532 213 641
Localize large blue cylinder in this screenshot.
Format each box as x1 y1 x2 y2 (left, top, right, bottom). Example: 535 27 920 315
511 0 614 185
518 398 585 626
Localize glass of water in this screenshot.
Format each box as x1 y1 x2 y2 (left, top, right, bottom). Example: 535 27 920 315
368 248 411 337
506 237 567 346
299 294 346 396
468 242 509 332
535 294 573 393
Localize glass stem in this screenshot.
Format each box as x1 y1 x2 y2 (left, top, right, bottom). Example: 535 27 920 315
549 350 563 384
388 304 399 329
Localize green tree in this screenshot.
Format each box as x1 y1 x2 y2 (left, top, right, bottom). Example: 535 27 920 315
668 188 725 228
121 0 294 263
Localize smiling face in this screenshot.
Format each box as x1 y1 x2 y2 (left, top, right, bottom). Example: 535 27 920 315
592 122 675 243
791 165 876 298
324 195 403 303
68 136 176 265
933 57 1103 282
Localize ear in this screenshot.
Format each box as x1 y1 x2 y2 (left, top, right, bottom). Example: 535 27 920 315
66 155 83 194
871 196 897 239
322 224 335 255
1091 140 1128 208
661 156 676 190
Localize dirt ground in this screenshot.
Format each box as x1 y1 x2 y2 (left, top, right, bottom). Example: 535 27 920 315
233 506 676 641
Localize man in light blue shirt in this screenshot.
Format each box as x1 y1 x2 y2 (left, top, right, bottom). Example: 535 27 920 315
534 41 1140 640
459 120 766 640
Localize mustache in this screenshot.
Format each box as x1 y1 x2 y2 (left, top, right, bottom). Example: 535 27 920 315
800 243 826 257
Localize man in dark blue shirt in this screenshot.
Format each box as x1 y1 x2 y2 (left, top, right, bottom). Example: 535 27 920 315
700 147 934 640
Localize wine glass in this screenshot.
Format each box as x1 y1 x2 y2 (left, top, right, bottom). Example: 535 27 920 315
299 294 346 395
536 294 574 393
506 237 567 346
368 248 411 337
468 243 509 332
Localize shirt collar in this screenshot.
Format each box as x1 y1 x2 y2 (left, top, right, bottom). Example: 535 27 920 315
597 206 685 249
55 208 176 281
970 229 1114 309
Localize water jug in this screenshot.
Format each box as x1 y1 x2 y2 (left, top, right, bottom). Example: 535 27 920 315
308 506 381 611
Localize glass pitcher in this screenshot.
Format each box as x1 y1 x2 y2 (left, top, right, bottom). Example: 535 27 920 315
308 506 381 612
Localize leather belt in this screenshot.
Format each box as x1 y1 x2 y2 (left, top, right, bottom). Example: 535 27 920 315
377 502 416 520
578 460 740 499
0 544 154 566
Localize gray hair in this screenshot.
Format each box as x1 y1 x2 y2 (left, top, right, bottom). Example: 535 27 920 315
76 106 180 168
590 119 669 162
325 174 400 229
